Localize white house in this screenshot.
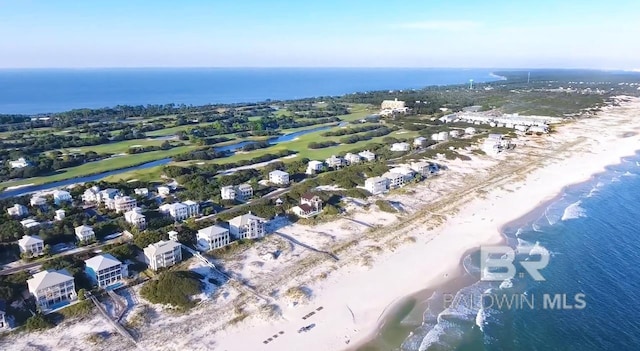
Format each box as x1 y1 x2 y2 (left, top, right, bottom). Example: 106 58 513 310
197 225 231 251
167 230 179 241
365 176 389 195
221 185 236 200
390 142 410 152
9 157 30 169
134 188 149 196
18 235 44 257
20 219 40 229
381 98 406 110
182 200 200 217
54 209 66 221
99 188 119 203
159 201 199 221
106 195 137 213
325 155 345 169
414 137 428 147
306 160 324 175
84 254 128 289
410 162 431 177
50 190 71 206
482 134 506 155
344 153 361 165
389 167 415 182
157 186 171 196
7 204 28 217
75 225 95 243
291 193 323 218
82 186 101 203
124 207 146 229
449 130 462 138
229 212 266 240
358 150 376 162
269 170 290 185
235 184 253 201
438 131 450 141
465 127 477 135
30 196 46 207
27 269 77 311
382 171 406 188
529 125 549 133
144 240 183 271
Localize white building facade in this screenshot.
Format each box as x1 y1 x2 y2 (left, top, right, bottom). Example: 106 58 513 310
229 213 266 240
197 225 231 251
27 270 77 312
144 240 183 271
269 170 290 185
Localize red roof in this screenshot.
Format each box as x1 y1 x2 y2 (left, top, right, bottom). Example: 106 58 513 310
301 192 320 201
298 204 314 212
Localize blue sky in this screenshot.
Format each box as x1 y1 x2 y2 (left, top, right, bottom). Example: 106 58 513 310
1 0 639 69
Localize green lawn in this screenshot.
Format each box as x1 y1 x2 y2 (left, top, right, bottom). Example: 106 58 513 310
57 139 187 155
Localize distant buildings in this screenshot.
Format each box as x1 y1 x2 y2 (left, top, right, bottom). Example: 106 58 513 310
54 209 66 221
75 225 95 243
382 171 406 189
380 98 408 115
482 134 510 155
221 184 253 201
82 186 101 203
413 137 428 147
306 160 324 175
291 193 323 218
344 153 361 165
365 176 389 195
197 225 231 251
52 190 72 206
134 188 149 196
269 170 290 185
124 207 146 229
449 130 462 138
159 201 199 221
84 254 127 289
30 196 46 207
157 186 171 197
27 269 77 312
410 162 431 177
7 204 28 217
325 155 345 169
390 142 410 152
9 157 30 169
465 127 477 135
106 195 137 213
229 212 266 240
144 240 183 271
358 150 376 162
99 188 119 203
20 219 40 229
18 235 44 257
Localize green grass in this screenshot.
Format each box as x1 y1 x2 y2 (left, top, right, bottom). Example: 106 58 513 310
146 122 212 137
58 139 187 155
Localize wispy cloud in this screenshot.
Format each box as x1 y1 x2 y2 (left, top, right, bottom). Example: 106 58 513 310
395 20 482 31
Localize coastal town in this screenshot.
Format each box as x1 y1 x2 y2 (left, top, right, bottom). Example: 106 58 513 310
0 74 639 351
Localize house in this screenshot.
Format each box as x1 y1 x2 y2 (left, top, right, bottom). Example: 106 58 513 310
27 269 77 312
358 150 376 162
365 176 389 195
82 186 101 203
168 230 178 241
84 254 128 289
18 235 44 257
465 127 476 135
382 171 406 188
229 212 266 240
413 137 428 147
157 186 171 196
52 190 72 206
306 160 324 175
439 114 458 123
182 200 200 217
483 134 505 155
389 167 415 182
325 155 345 169
20 219 40 229
221 185 236 200
75 225 95 243
410 162 431 177
159 201 199 221
144 240 183 271
54 209 66 221
0 300 8 330
124 207 146 229
529 125 549 133
106 195 137 213
390 142 410 152
514 125 528 132
99 188 119 203
30 196 46 207
438 131 450 141
197 225 231 251
9 157 30 169
7 204 28 217
449 130 462 138
269 170 290 185
381 98 406 110
291 193 323 218
134 188 149 196
344 153 361 165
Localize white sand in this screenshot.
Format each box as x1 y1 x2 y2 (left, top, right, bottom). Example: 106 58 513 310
3 96 640 351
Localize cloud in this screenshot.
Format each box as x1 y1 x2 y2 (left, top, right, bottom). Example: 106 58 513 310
395 20 482 31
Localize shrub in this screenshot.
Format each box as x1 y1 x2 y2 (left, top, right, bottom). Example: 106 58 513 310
140 271 204 310
25 314 54 331
375 200 397 213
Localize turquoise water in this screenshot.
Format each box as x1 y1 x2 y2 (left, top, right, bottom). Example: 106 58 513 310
397 152 640 350
0 68 498 114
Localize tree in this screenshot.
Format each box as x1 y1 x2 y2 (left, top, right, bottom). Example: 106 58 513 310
133 230 167 249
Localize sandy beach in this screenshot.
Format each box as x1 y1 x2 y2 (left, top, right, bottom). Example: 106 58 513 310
3 96 640 351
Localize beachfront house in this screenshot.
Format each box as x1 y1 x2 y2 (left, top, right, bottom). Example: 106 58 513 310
344 153 362 165
358 150 376 162
75 225 95 243
229 212 266 240
7 204 28 217
410 162 431 177
306 160 324 175
269 170 290 185
196 225 231 251
291 193 323 218
390 142 410 152
18 235 44 257
413 137 428 147
382 171 406 189
84 254 128 289
52 190 72 206
157 186 171 196
54 209 66 221
9 157 30 169
365 176 389 195
325 155 345 169
124 207 146 230
27 269 77 312
30 196 46 207
144 240 183 271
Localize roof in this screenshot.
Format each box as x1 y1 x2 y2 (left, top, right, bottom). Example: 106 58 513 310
18 235 43 246
301 192 320 201
308 160 323 166
27 269 74 293
269 170 289 176
229 212 265 227
236 184 252 190
382 171 404 180
101 188 119 194
366 176 387 183
125 210 145 220
75 225 93 232
389 167 414 176
197 225 229 239
144 240 181 257
415 136 427 141
85 254 122 272
53 190 70 197
298 204 313 212
182 200 198 206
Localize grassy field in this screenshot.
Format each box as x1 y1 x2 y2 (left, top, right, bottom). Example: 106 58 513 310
57 139 190 155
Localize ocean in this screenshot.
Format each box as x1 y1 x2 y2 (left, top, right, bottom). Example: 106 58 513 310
0 68 498 114
361 151 640 351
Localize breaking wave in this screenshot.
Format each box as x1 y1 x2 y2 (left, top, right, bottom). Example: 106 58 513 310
561 201 587 221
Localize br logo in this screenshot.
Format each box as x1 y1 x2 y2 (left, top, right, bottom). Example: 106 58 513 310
480 246 550 282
